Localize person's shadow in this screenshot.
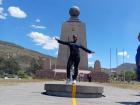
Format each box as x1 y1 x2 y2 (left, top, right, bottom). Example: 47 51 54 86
117 102 140 105
117 93 140 105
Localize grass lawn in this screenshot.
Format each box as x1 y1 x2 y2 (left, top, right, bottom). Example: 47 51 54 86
0 78 48 86
103 81 140 90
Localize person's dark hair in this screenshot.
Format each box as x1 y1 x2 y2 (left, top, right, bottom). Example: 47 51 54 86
73 34 78 38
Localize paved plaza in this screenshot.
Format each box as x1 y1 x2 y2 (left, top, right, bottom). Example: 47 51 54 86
0 81 139 105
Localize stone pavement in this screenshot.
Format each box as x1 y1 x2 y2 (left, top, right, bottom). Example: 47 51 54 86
0 81 139 105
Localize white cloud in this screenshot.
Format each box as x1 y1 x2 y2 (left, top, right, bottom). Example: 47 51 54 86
88 54 93 59
28 32 58 50
8 6 27 18
118 51 130 58
0 7 7 19
36 18 40 22
88 61 94 67
0 0 3 5
31 24 46 29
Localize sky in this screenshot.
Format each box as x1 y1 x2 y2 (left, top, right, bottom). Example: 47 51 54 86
0 0 140 68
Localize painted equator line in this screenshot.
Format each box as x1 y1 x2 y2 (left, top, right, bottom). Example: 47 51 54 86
72 84 77 105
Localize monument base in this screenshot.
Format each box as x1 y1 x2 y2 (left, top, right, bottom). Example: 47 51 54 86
44 83 104 98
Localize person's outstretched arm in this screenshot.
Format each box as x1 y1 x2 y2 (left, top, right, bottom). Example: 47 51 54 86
55 38 70 46
80 45 95 54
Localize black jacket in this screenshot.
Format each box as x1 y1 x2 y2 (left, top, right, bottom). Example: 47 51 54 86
57 39 93 57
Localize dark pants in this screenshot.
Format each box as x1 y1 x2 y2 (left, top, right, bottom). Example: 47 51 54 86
136 67 140 81
67 56 80 80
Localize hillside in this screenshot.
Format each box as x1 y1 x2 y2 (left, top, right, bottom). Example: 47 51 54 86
103 63 136 74
0 40 56 71
115 63 136 72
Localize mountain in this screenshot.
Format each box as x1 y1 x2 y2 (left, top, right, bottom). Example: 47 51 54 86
0 40 56 71
114 63 136 72
102 63 137 74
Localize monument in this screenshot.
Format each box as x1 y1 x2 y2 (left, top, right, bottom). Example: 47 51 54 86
90 60 109 82
56 6 88 70
94 60 101 71
44 6 104 98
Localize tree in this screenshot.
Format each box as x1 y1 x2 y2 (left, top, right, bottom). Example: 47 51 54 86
0 57 6 76
111 72 118 80
27 58 42 76
0 56 21 77
125 71 136 82
4 57 20 75
17 70 27 78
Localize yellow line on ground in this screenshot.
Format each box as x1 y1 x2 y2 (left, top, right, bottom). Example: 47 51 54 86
72 84 77 105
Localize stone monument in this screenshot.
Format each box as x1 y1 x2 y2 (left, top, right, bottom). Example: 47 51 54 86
90 60 109 82
94 60 101 71
56 6 88 70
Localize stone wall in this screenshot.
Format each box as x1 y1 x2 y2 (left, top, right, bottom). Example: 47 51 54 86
90 70 109 82
36 70 55 79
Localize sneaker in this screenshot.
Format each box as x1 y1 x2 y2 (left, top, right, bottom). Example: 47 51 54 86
66 79 71 85
72 80 76 84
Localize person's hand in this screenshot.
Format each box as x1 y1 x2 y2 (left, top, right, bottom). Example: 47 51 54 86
55 37 59 42
92 51 95 55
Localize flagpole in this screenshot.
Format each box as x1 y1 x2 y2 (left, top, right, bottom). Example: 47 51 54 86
110 48 112 80
123 49 125 82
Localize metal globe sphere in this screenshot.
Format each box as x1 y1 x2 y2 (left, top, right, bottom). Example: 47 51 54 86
69 6 80 17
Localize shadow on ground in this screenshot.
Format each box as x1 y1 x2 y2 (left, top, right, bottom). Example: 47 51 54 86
133 92 140 97
117 102 140 105
41 92 106 98
41 92 71 98
118 93 140 105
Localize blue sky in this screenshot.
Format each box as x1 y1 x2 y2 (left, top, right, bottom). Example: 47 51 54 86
0 0 140 68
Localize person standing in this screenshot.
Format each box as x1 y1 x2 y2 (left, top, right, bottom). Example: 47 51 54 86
55 34 95 84
136 33 140 82
87 74 92 82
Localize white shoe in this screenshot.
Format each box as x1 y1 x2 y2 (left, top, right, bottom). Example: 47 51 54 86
66 79 71 85
72 80 76 84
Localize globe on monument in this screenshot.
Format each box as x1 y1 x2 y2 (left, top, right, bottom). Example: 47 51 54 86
69 6 80 17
